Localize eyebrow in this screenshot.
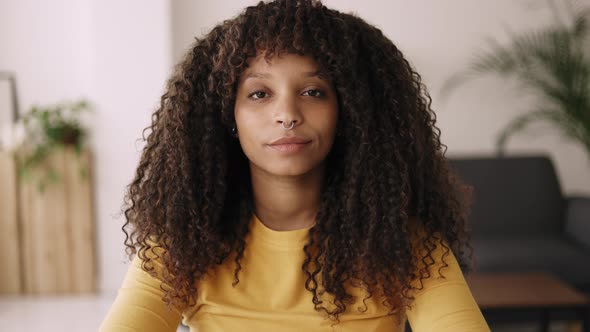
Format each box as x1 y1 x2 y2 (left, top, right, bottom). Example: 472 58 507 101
242 69 329 82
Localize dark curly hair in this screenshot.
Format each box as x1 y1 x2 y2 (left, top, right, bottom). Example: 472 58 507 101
121 0 475 324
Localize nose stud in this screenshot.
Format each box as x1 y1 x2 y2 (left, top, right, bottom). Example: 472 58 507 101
282 121 295 130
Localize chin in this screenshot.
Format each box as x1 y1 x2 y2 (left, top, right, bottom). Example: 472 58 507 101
250 157 323 178
266 163 316 177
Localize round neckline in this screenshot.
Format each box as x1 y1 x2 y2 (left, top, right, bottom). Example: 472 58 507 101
249 213 315 249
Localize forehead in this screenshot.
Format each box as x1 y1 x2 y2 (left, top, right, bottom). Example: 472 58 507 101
240 52 330 82
245 52 319 70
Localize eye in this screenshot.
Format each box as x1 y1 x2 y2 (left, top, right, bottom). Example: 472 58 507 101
246 89 325 101
303 89 325 98
247 90 269 100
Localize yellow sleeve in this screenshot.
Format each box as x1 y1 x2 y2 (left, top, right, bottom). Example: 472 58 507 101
98 253 184 332
405 237 491 332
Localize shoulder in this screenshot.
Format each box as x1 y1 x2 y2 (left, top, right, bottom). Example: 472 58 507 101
406 215 463 291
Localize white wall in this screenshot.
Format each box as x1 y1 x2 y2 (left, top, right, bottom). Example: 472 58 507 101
0 0 95 112
90 0 172 293
2 0 589 294
0 0 172 292
173 0 590 197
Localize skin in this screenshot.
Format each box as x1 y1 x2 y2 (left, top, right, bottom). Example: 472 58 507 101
234 52 339 231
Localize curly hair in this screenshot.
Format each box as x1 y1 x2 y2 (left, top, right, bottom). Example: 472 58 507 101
121 0 475 324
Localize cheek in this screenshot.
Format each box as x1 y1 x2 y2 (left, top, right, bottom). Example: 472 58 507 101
234 107 254 138
323 108 339 151
316 107 339 136
234 100 264 125
234 117 262 158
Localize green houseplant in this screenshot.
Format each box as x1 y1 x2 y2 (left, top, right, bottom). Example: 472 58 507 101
15 99 93 193
440 0 590 158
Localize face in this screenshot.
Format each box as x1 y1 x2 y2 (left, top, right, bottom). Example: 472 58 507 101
234 52 339 177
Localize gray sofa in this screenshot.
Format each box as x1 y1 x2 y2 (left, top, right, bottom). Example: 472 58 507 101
448 155 590 294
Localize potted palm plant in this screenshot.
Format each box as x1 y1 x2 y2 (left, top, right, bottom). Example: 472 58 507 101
440 0 590 159
14 98 97 294
15 99 92 193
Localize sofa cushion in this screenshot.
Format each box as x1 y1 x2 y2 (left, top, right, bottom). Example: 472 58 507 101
565 196 590 251
449 156 565 236
469 234 590 287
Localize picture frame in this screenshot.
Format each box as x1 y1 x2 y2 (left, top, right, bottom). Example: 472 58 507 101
0 71 22 294
0 71 20 150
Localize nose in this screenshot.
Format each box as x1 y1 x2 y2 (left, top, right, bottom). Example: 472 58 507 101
274 93 302 128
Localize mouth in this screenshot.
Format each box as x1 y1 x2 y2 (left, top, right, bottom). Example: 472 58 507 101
267 141 311 153
268 136 312 145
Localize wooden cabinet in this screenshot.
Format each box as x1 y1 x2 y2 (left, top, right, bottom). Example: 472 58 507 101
0 150 21 294
0 146 96 294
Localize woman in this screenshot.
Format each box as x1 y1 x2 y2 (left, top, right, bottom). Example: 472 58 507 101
100 0 490 331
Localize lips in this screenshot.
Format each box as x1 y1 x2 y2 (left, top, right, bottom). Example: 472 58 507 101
268 136 311 145
267 136 311 153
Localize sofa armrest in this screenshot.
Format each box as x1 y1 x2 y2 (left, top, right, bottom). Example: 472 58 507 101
564 196 590 250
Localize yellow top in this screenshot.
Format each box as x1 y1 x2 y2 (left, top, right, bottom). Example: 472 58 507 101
99 214 490 331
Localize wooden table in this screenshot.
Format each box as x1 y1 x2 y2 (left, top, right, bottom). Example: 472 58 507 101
465 272 590 332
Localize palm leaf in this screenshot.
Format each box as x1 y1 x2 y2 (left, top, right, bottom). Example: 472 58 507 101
440 3 590 157
496 108 590 157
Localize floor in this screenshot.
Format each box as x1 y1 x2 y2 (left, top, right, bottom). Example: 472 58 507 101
0 293 577 332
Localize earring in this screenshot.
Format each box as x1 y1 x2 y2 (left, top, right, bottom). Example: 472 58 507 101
231 126 238 137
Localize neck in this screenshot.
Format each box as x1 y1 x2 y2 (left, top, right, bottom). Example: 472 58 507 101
249 163 324 231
